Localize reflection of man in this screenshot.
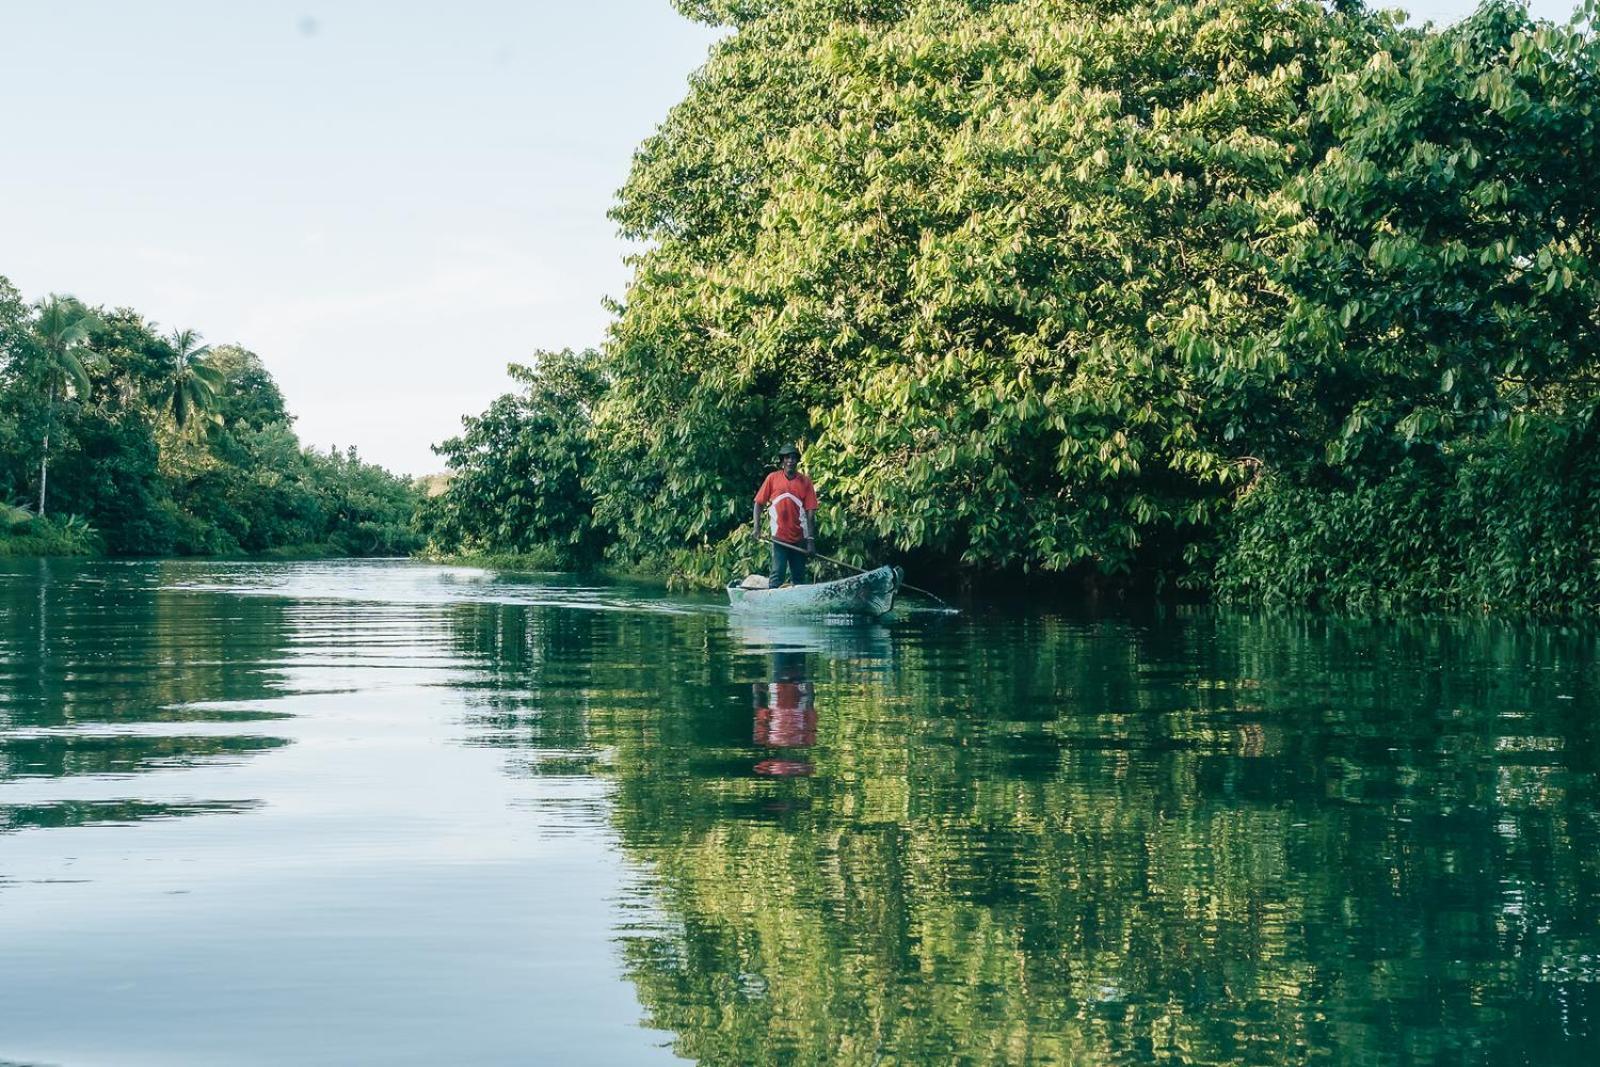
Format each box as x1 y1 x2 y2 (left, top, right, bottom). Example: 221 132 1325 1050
752 444 818 586
752 650 816 777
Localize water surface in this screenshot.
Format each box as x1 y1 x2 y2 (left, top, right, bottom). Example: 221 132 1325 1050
1 559 1596 1064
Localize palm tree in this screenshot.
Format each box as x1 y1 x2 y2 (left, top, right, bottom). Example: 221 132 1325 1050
164 328 225 433
30 295 100 517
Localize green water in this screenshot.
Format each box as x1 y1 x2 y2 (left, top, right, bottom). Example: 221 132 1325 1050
1 560 1596 1065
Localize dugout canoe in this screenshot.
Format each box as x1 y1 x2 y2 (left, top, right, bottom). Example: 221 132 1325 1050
726 565 902 618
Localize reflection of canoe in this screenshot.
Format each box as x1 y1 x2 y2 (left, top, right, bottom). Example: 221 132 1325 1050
727 615 894 660
727 566 902 618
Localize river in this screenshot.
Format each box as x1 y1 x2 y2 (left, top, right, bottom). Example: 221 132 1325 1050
1 559 1596 1064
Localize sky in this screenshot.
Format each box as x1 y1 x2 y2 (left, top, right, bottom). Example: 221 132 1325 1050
0 0 1585 474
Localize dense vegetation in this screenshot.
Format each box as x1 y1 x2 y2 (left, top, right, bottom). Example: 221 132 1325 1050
422 350 607 568
431 0 1599 613
0 276 422 558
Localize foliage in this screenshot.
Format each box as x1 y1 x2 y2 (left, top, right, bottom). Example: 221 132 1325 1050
206 344 290 431
1261 0 1600 474
594 0 1386 579
0 275 423 558
0 504 101 557
426 350 607 567
162 328 225 432
1202 0 1600 613
1213 415 1600 614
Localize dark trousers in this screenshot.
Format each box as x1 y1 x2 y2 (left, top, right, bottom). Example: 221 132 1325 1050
769 542 809 586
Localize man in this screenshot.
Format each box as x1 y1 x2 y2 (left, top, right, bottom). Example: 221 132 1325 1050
752 443 818 586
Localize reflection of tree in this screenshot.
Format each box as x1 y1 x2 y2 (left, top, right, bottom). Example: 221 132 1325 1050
1 799 262 834
0 559 294 831
461 602 1600 1064
0 733 288 780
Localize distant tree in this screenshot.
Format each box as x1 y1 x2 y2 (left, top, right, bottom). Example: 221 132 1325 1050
163 328 226 432
206 344 290 431
28 295 101 516
430 349 607 564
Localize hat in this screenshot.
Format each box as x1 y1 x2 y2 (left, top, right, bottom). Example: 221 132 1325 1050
777 443 801 458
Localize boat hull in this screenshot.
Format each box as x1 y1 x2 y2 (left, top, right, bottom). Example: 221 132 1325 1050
727 566 902 618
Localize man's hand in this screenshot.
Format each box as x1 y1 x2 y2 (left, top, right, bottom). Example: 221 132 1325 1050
804 538 815 554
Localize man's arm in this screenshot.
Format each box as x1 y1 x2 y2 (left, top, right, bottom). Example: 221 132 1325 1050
804 509 816 552
752 500 762 538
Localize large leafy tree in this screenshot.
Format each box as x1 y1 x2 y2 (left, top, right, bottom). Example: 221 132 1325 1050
1264 0 1600 473
1203 1 1600 613
597 0 1384 578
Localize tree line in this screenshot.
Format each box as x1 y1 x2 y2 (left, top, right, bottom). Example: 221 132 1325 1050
0 278 422 558
428 0 1600 613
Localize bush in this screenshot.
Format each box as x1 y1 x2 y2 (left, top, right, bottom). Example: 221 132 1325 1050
1212 418 1600 614
0 510 102 557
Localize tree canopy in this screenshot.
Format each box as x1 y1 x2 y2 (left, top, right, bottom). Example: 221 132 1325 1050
419 0 1600 611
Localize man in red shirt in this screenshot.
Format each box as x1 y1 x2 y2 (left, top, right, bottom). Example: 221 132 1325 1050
752 443 818 585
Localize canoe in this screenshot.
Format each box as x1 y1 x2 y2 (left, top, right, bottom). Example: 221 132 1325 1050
726 565 902 618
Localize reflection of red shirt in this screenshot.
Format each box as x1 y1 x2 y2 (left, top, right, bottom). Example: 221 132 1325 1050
755 471 818 545
754 681 817 748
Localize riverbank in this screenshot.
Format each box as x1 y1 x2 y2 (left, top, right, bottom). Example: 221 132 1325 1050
0 533 406 563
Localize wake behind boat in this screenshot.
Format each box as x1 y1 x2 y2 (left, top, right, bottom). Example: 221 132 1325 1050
727 565 903 618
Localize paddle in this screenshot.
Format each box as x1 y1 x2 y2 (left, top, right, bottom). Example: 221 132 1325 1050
762 535 954 609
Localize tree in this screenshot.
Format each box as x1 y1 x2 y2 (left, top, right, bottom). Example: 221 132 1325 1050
0 276 27 375
1206 1 1600 613
206 344 289 432
1262 0 1600 474
0 277 29 501
596 0 1385 580
28 295 101 516
430 349 607 565
163 328 226 433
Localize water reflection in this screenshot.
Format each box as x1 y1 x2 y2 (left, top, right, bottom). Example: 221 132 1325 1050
0 560 295 838
752 652 815 778
2 560 1597 1065
556 607 1600 1066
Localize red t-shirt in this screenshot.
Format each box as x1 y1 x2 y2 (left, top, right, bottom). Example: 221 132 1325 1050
755 470 818 545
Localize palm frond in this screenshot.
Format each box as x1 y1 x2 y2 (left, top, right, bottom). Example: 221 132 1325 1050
32 294 102 397
191 362 225 389
169 328 212 363
1 500 35 531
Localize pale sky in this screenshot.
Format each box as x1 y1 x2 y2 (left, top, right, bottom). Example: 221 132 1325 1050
0 1 1583 474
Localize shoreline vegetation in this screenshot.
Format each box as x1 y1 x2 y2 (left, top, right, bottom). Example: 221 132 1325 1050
426 0 1600 616
1 285 424 561
8 1 1599 618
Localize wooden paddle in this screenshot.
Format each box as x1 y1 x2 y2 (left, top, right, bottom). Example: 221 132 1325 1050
762 535 954 609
